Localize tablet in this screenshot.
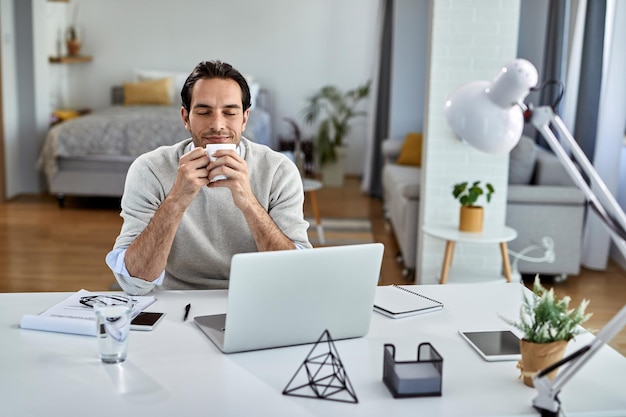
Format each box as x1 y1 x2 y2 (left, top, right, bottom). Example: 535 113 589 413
459 330 521 362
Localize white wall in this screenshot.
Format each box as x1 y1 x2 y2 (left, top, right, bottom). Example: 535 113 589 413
417 0 521 284
1 0 20 197
1 0 379 197
47 0 379 175
3 0 50 196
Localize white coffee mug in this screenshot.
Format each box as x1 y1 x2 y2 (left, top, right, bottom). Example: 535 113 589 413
205 143 236 181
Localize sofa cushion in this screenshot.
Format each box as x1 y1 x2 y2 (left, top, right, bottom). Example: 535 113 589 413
382 139 403 164
383 164 421 199
534 147 576 186
508 135 537 185
507 185 585 205
396 133 423 167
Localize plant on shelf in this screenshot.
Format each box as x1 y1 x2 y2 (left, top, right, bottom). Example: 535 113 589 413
302 81 370 183
503 276 592 387
451 180 494 232
65 4 82 56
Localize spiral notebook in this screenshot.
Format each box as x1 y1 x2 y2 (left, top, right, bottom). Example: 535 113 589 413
374 285 443 319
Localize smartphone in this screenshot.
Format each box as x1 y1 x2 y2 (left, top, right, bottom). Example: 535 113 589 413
130 312 165 331
459 330 521 362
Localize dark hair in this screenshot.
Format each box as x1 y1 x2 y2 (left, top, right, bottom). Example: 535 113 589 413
180 60 251 112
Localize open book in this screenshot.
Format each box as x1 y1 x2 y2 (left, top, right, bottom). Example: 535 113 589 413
19 289 156 336
374 285 443 319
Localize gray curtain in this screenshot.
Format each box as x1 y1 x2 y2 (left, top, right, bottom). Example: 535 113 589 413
366 0 394 199
573 0 606 161
538 0 569 138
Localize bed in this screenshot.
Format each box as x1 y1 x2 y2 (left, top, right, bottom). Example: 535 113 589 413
37 75 272 206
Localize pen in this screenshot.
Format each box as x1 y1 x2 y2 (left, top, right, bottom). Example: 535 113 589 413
183 303 191 321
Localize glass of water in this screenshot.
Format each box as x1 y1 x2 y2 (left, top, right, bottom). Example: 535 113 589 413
93 295 132 364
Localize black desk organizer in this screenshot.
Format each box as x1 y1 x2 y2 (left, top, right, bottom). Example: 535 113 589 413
383 343 443 398
283 329 358 403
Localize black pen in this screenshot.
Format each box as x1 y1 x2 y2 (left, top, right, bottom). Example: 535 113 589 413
183 303 191 321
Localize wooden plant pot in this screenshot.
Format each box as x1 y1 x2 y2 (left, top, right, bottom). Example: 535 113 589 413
518 339 568 387
66 39 81 56
459 205 483 232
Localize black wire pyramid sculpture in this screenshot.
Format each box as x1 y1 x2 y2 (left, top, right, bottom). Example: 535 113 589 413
283 329 358 403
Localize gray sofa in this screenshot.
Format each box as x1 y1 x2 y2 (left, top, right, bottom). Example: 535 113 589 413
382 135 586 279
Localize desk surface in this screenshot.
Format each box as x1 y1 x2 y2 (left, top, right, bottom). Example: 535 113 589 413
1 284 624 417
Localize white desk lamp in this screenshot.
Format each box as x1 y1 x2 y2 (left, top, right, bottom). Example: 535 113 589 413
444 58 626 417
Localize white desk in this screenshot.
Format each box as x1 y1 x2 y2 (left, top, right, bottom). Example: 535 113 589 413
423 224 518 284
1 284 624 417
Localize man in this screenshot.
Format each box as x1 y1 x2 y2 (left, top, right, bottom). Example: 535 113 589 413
106 60 311 295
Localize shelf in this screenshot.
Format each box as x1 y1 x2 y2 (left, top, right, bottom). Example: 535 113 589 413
49 56 93 64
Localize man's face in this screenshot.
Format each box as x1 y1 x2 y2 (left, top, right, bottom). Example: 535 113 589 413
181 77 249 148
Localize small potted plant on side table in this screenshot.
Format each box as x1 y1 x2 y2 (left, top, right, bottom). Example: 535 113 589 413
504 276 592 387
452 180 494 232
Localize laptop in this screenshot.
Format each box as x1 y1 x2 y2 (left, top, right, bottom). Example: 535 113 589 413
194 243 384 353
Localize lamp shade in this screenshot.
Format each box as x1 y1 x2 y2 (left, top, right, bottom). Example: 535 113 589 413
444 59 539 154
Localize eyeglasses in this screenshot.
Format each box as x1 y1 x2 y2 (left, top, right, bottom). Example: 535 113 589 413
79 295 134 308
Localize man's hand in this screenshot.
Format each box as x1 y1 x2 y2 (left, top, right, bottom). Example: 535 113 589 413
125 147 211 281
208 149 296 251
207 149 256 211
169 147 212 208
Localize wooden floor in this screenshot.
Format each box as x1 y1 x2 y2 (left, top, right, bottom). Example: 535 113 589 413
1 177 624 355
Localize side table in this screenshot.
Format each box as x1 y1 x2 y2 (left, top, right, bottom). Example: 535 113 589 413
302 178 325 244
423 224 517 284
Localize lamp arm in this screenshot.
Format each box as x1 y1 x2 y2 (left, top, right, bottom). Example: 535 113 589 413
526 106 626 416
529 106 626 258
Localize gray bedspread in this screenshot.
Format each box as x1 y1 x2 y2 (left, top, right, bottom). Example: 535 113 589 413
38 104 272 181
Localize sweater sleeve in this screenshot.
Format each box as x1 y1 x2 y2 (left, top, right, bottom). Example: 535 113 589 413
264 152 313 249
109 144 180 294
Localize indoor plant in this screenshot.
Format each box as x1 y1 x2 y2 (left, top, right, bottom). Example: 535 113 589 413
65 4 82 56
452 180 494 232
504 276 592 387
302 81 370 186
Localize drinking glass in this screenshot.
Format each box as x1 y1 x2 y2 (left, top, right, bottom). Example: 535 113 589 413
93 295 132 363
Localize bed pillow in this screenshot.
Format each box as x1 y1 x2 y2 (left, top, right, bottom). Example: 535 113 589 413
135 69 188 105
249 82 261 109
396 132 423 167
244 74 261 109
123 78 172 105
134 69 261 109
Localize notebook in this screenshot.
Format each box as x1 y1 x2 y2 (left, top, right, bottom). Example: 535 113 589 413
374 285 443 318
194 243 384 353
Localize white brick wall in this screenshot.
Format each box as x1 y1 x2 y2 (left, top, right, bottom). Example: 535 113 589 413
416 0 521 284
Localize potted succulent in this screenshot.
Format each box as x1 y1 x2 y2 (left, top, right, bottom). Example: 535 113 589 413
302 81 370 186
66 26 81 56
504 276 592 387
452 180 494 232
66 4 82 56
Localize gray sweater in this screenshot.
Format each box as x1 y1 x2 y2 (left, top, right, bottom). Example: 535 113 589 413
112 137 311 293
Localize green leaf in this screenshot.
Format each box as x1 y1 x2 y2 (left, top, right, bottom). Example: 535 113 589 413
452 180 494 207
302 80 371 167
502 276 592 343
